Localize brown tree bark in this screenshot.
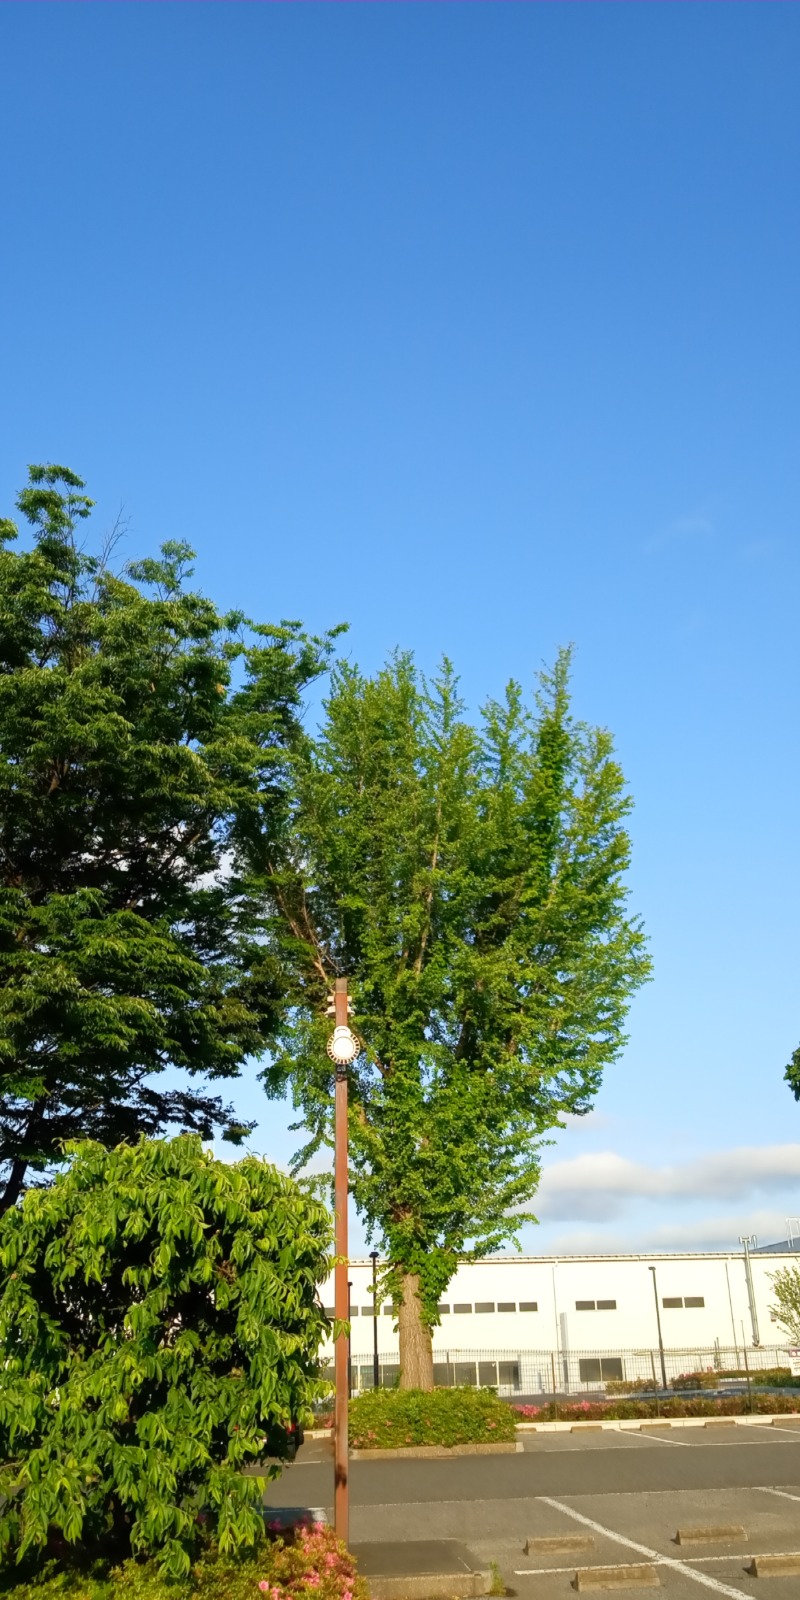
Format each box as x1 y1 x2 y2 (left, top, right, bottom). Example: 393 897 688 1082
398 1270 434 1390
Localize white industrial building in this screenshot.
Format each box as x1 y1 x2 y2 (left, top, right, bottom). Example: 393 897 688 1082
319 1247 798 1394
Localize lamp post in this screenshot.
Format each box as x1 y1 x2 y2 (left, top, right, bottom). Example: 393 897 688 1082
370 1250 380 1390
648 1265 668 1391
326 978 360 1547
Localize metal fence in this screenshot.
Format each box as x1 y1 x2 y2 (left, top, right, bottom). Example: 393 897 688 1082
322 1343 794 1399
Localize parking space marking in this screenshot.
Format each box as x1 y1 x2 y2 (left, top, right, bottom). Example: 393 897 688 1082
757 1486 800 1503
536 1495 751 1597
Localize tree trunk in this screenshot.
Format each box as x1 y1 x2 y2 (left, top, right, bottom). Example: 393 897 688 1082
0 1154 29 1214
398 1271 434 1390
0 1099 46 1213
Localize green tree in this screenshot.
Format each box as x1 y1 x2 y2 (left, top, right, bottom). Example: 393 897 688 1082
260 652 651 1387
0 1135 331 1579
0 465 337 1209
785 1044 800 1104
769 1262 800 1345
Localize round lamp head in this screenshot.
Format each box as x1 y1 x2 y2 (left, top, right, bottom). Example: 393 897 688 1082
326 1024 361 1066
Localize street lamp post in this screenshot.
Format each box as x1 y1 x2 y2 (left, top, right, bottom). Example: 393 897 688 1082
648 1265 668 1391
326 978 360 1547
370 1250 380 1390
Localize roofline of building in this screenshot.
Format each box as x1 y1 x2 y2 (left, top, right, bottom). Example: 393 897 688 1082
342 1249 793 1266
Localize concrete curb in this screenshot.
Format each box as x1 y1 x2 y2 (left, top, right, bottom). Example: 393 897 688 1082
307 1413 800 1445
573 1564 660 1592
351 1440 521 1460
366 1572 490 1599
516 1412 800 1433
747 1552 800 1577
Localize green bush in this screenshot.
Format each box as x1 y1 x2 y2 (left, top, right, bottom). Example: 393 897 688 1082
0 1138 332 1581
719 1367 800 1388
349 1387 516 1448
0 1524 368 1600
514 1393 800 1422
670 1371 720 1391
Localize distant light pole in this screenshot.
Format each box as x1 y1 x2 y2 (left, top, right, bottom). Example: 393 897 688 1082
648 1266 668 1391
370 1250 380 1390
739 1235 760 1346
326 978 360 1546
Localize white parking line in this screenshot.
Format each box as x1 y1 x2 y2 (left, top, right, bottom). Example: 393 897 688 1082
536 1495 751 1598
757 1485 800 1503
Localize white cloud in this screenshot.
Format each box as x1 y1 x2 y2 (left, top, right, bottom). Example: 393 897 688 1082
535 1145 800 1222
540 1208 793 1257
644 513 714 554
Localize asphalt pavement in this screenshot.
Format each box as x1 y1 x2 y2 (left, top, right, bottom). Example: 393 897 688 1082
264 1425 800 1597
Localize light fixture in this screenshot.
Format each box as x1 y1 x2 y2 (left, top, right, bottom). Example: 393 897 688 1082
326 1024 361 1066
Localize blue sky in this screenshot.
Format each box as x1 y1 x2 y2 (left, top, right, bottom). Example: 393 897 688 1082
2 3 799 1254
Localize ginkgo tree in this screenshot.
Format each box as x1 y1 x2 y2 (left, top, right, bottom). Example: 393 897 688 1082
260 651 651 1388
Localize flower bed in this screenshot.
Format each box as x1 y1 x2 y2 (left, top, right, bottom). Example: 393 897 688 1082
349 1386 517 1448
513 1393 800 1422
0 1524 367 1600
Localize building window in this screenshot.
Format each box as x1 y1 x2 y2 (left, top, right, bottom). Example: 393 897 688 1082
383 1305 395 1315
662 1297 682 1309
453 1303 471 1314
361 1307 376 1317
684 1296 705 1308
438 1304 450 1314
519 1300 538 1312
662 1296 705 1309
349 1306 358 1316
323 1307 335 1318
579 1357 624 1383
576 1300 595 1311
475 1302 495 1313
498 1302 516 1312
576 1300 617 1311
597 1300 617 1311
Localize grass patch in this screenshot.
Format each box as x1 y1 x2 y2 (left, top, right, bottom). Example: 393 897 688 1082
349 1386 516 1449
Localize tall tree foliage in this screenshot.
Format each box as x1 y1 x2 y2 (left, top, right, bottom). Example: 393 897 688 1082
261 653 651 1387
0 1136 331 1579
0 465 336 1208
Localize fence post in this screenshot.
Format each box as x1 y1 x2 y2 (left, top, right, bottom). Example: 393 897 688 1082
551 1350 559 1421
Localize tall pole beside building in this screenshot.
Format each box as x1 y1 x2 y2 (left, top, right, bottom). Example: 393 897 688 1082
648 1265 668 1391
327 978 360 1547
739 1235 760 1346
370 1250 380 1390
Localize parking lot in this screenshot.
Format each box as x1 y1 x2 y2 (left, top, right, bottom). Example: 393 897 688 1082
265 1423 800 1595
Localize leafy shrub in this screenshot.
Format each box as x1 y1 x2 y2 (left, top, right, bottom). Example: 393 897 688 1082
0 1138 332 1580
349 1387 516 1448
670 1371 720 1391
604 1379 658 1395
0 1523 368 1600
719 1367 800 1388
514 1394 800 1421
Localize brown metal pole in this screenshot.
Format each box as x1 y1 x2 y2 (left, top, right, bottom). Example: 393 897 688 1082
333 978 349 1545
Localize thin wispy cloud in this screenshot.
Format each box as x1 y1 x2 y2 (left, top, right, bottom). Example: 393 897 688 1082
535 1145 800 1222
643 513 715 554
543 1207 793 1257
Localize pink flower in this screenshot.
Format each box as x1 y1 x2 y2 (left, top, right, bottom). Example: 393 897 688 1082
259 1584 269 1593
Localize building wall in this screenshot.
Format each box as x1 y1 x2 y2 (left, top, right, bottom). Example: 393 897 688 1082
319 1250 790 1361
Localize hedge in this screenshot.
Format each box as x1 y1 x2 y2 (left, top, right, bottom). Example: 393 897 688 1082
349 1387 516 1448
